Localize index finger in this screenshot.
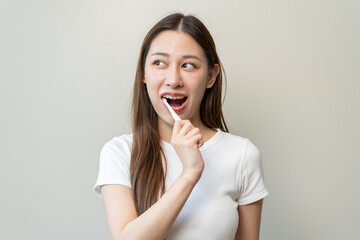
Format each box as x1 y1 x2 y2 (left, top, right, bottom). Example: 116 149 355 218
172 120 182 136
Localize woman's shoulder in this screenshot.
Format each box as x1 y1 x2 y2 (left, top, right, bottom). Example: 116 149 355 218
219 130 260 154
101 133 133 156
109 133 133 144
220 130 251 145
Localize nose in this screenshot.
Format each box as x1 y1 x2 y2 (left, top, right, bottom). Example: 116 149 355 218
165 65 183 88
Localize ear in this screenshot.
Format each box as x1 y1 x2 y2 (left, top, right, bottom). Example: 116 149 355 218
143 75 147 84
206 63 220 88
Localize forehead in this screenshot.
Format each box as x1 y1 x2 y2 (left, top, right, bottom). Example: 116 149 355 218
148 30 206 58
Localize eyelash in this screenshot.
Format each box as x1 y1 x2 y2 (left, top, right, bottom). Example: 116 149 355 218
182 63 197 69
154 60 166 66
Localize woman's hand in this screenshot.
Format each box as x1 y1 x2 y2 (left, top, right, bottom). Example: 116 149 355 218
171 120 204 182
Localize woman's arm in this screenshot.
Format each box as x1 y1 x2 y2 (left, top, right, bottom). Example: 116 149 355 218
101 120 204 240
234 199 264 240
101 172 199 240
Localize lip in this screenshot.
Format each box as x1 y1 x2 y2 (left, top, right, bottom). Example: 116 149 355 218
160 92 188 113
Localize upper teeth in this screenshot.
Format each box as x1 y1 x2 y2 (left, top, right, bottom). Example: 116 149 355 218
163 95 185 99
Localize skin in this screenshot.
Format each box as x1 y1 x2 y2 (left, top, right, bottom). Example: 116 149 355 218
100 30 264 240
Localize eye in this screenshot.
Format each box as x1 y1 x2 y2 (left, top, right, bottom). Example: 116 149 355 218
182 63 196 69
154 60 166 67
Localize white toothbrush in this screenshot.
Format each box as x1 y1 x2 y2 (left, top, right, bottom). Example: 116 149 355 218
162 98 181 121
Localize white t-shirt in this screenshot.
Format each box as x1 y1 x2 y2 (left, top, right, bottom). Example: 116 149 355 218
94 129 269 240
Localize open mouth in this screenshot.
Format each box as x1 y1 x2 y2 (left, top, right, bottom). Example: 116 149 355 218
162 95 188 108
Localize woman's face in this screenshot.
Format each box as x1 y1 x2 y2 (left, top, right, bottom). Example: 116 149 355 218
143 30 219 129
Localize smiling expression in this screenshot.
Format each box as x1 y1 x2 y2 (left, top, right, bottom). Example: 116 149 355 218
143 30 219 129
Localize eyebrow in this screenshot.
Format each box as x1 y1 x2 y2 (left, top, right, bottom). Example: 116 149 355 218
151 52 202 61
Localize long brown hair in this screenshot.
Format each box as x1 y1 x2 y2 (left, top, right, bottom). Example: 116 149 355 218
130 13 228 216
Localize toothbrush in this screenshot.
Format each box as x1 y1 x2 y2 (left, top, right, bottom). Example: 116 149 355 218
162 98 181 121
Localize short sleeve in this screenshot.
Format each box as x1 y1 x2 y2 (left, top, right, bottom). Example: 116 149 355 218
93 135 132 198
237 140 269 205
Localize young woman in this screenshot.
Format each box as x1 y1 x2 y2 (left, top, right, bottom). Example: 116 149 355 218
94 13 268 240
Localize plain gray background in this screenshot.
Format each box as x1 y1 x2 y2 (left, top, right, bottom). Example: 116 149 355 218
1 0 359 239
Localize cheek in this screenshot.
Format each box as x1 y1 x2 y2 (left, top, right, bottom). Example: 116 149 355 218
144 74 161 104
144 68 158 85
188 74 208 93
144 70 163 89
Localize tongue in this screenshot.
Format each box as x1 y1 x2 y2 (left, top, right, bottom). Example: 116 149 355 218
169 98 184 107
